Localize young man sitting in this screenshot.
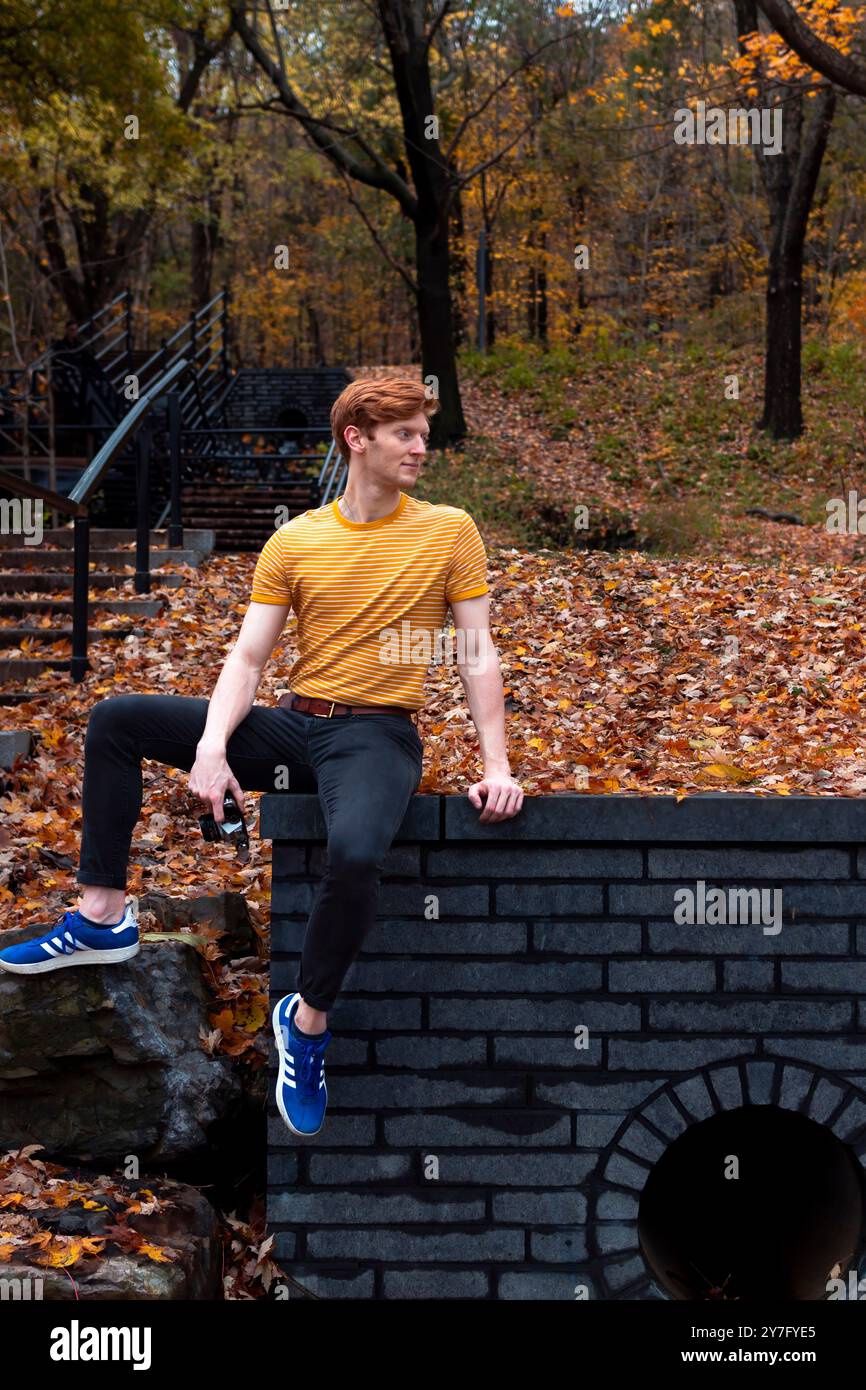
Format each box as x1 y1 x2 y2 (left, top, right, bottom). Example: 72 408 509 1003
0 376 524 1139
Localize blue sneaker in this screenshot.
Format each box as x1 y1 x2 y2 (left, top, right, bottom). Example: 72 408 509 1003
272 992 332 1138
0 902 139 975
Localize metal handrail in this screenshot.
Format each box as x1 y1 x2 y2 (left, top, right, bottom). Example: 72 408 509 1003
0 356 191 681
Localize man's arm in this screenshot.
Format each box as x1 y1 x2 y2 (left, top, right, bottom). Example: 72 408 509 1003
190 599 290 820
450 593 523 823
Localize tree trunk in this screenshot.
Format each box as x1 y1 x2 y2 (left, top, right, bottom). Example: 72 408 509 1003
415 209 467 444
759 87 836 437
733 0 836 439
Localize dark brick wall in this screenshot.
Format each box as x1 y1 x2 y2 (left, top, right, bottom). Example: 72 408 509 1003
262 792 866 1299
222 368 351 429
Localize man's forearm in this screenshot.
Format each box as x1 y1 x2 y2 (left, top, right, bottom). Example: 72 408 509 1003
198 652 262 752
458 640 511 773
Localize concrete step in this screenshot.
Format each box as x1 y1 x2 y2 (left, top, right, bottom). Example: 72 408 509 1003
0 548 208 569
0 527 215 551
0 597 164 617
0 657 73 680
0 625 145 644
0 572 188 592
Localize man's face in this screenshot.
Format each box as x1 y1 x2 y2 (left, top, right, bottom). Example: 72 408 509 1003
350 411 429 487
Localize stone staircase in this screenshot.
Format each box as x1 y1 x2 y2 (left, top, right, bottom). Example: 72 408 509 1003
0 526 214 698
180 479 320 552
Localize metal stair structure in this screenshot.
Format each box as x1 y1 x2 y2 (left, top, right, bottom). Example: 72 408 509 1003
0 526 215 696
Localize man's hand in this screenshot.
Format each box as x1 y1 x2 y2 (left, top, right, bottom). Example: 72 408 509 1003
467 770 524 823
189 743 245 825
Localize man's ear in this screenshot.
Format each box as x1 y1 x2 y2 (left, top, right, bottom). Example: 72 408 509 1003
343 424 365 454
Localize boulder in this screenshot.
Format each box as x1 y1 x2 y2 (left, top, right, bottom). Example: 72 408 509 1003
0 939 243 1163
0 1177 221 1299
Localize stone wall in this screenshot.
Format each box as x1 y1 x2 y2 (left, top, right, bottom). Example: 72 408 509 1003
263 792 866 1300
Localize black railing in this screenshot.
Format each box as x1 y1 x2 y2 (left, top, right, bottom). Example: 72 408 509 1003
0 357 190 682
0 286 231 474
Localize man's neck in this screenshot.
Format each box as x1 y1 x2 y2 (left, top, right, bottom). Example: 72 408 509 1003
339 485 402 524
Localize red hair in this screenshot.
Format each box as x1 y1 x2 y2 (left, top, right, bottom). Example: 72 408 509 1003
330 377 440 464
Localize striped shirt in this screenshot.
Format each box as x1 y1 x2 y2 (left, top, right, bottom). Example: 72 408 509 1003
249 491 489 710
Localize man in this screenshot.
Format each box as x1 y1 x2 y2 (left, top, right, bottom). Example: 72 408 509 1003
0 376 523 1140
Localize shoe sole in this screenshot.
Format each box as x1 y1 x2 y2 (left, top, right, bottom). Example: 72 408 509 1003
272 993 327 1138
0 942 140 974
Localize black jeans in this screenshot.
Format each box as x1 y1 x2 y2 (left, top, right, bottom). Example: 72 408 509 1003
77 694 424 1011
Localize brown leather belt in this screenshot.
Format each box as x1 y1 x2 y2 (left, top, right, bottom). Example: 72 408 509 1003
278 691 418 725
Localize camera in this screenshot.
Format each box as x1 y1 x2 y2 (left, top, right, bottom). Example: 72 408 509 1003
199 790 249 854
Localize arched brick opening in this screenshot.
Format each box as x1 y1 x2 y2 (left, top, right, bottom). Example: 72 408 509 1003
583 1058 866 1300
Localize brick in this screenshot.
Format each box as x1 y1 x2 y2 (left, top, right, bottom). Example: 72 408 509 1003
270 1231 296 1262
611 883 788 923
763 1038 866 1068
650 1000 851 1032
604 1254 649 1291
269 1191 484 1223
333 1074 522 1107
783 884 866 916
673 1075 718 1120
537 1079 661 1111
609 1038 757 1070
493 1036 603 1067
384 1112 571 1146
572 1113 630 1147
808 1077 847 1123
723 960 775 991
649 848 850 879
310 844 420 876
430 998 630 1032
832 1098 866 1140
371 921 527 954
326 998 423 1030
374 1036 487 1067
269 846 307 874
596 1223 639 1254
648 923 850 955
268 1112 375 1146
262 792 440 841
435 1153 595 1185
602 1152 651 1190
377 883 488 916
530 1229 588 1262
596 1191 639 1219
271 1267 376 1299
267 1152 298 1185
859 925 866 954
381 1270 490 1297
271 880 315 914
782 963 866 993
498 1271 587 1299
618 1123 667 1163
308 1229 524 1261
707 1066 744 1110
494 883 603 916
744 1061 776 1106
493 1191 587 1223
338 961 602 993
308 1153 413 1183
427 847 641 878
639 1092 690 1138
609 961 715 992
443 793 866 842
778 1065 813 1111
532 922 642 953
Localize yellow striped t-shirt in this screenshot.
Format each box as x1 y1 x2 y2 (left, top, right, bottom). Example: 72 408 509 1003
249 491 489 710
